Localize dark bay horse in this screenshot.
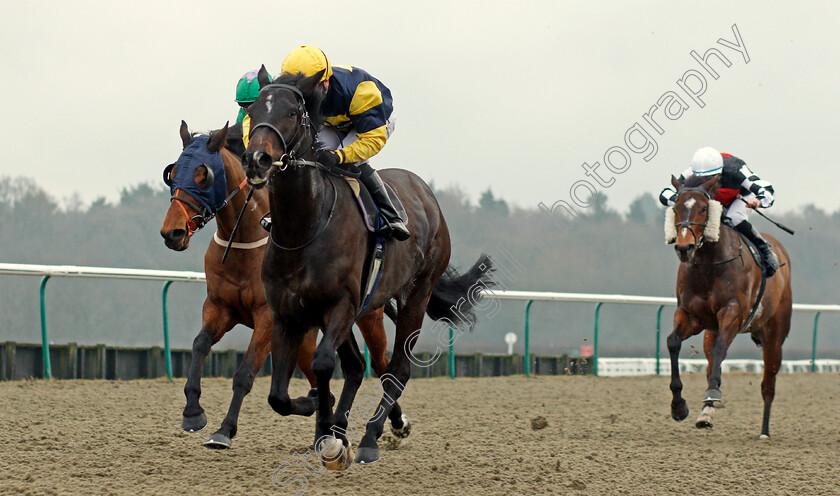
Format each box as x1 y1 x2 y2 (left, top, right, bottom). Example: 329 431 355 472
243 68 493 468
159 121 400 449
665 174 792 438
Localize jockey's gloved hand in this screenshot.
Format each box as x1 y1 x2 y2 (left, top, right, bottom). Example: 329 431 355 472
316 149 340 169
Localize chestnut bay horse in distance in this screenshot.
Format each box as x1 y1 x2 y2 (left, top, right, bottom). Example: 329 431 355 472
159 121 401 449
665 174 792 438
244 68 494 468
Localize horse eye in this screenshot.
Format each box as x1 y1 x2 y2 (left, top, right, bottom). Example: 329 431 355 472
288 109 297 117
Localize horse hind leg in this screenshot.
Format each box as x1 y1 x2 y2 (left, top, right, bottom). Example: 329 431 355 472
356 308 411 439
759 331 785 439
182 304 236 433
204 311 274 449
356 278 433 465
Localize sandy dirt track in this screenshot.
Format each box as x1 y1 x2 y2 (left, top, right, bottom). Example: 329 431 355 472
1 372 839 496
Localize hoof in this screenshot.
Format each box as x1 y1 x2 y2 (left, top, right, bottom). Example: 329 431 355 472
671 399 689 422
695 404 714 429
182 412 207 433
390 414 411 439
759 434 770 440
354 446 381 465
203 432 232 449
695 417 713 429
703 388 722 402
318 437 353 471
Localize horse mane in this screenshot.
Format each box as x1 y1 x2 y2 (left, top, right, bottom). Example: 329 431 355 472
684 174 718 189
273 72 324 126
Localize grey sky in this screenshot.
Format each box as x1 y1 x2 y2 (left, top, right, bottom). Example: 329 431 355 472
1 1 838 213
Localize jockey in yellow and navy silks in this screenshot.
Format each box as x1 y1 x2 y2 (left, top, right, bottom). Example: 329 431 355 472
280 45 409 241
659 147 781 276
235 69 273 150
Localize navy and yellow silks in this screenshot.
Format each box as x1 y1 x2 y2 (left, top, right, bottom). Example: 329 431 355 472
321 66 393 164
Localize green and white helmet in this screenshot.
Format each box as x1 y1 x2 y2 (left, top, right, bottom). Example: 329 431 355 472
235 69 272 104
235 69 272 123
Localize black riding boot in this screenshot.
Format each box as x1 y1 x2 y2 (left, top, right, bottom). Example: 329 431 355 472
734 220 780 277
359 163 410 241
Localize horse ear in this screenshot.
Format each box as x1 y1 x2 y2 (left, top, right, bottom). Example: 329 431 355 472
299 69 325 95
257 65 271 88
670 175 683 190
180 120 191 149
207 122 229 153
701 175 720 192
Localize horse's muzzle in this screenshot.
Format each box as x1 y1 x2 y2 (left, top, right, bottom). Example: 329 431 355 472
161 228 189 251
244 151 273 188
675 243 696 263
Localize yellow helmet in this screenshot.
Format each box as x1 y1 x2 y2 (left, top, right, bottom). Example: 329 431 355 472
281 45 333 82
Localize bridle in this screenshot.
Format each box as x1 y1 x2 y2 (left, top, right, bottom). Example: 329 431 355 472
168 179 248 238
248 84 321 172
674 187 714 250
674 187 741 266
248 83 338 251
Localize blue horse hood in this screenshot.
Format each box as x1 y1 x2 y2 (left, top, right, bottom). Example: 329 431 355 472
169 135 228 213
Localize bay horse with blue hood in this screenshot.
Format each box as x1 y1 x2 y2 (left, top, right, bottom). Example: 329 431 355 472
159 121 406 449
243 67 493 468
664 174 792 438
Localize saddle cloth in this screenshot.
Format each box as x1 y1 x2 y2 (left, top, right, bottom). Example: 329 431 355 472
342 177 407 235
734 230 763 269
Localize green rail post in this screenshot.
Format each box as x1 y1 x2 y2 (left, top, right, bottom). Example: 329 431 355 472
363 342 371 378
39 275 52 380
161 281 174 382
448 327 455 379
593 302 603 377
524 300 534 377
811 312 822 373
655 305 665 375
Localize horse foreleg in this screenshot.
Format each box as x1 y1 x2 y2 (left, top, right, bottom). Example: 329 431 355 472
329 334 365 454
182 301 235 433
357 307 410 438
667 308 701 422
204 309 273 449
312 297 356 471
267 321 315 417
695 331 716 429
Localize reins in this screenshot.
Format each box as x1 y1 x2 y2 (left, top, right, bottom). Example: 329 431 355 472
268 174 338 251
246 82 355 251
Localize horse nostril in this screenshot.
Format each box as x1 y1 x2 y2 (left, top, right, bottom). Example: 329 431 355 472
675 244 695 256
162 229 186 242
255 151 273 169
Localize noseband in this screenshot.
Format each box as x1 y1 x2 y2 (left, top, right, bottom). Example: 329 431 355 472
169 179 249 237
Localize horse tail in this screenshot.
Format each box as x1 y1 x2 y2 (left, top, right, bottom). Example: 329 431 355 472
425 254 495 331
